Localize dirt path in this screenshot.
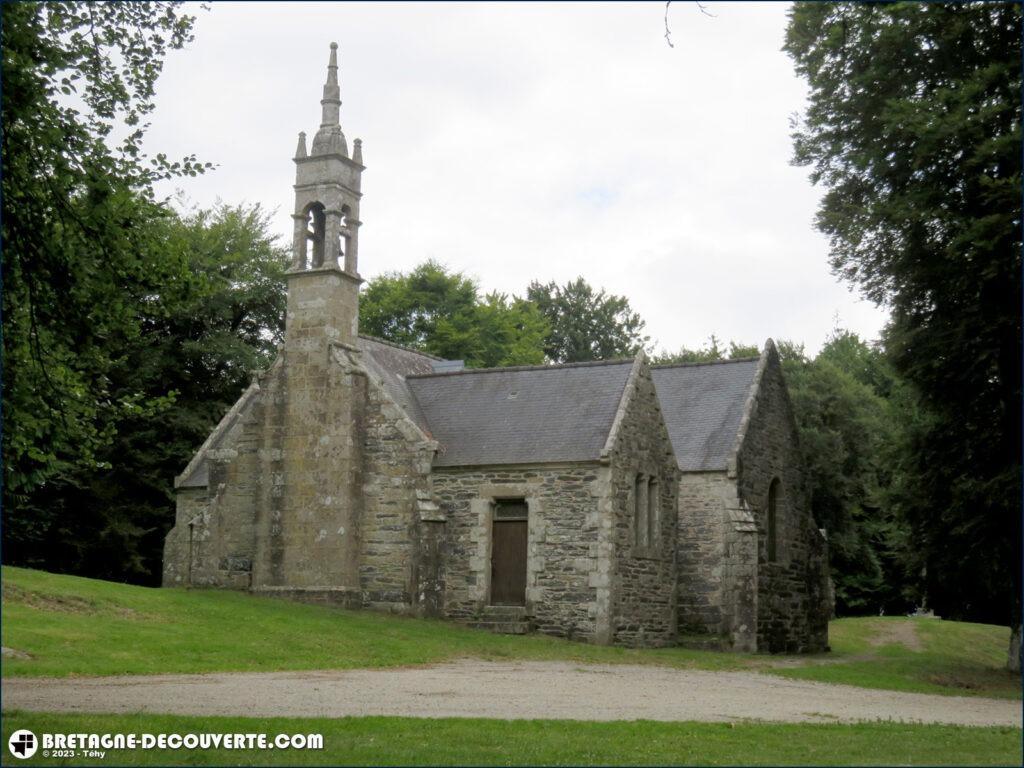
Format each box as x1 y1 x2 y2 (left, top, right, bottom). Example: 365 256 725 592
869 620 925 651
3 661 1020 726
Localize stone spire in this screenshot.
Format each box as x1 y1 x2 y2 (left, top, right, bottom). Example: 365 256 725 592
290 41 363 278
320 42 341 127
311 42 348 157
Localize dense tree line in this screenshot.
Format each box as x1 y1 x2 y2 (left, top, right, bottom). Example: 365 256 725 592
785 1 1021 666
3 1 209 580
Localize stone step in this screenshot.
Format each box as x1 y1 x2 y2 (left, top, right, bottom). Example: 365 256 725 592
677 634 727 651
467 620 532 635
482 605 528 619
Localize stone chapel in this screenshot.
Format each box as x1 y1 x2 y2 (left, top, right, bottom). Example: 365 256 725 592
163 44 832 653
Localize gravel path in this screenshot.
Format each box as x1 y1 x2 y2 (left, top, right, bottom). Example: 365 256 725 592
4 661 1020 726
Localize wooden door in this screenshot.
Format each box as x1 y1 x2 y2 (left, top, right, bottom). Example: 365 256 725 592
491 502 528 605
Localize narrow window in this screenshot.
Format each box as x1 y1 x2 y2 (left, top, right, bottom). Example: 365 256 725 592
339 205 352 270
767 478 779 562
647 477 659 548
634 474 648 547
306 202 326 267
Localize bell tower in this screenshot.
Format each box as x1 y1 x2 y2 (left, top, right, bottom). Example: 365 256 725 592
286 42 364 351
251 43 368 592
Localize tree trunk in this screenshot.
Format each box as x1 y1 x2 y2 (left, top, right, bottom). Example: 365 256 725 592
1008 623 1022 673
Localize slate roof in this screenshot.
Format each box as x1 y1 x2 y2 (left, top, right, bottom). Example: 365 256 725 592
177 336 762 484
651 358 760 472
405 360 634 467
358 335 439 433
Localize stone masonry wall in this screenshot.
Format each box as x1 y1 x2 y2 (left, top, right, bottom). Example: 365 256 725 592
434 465 603 642
733 346 830 653
675 472 759 652
163 270 371 598
162 375 268 590
603 357 680 647
360 366 440 613
162 488 211 586
250 342 366 591
676 473 728 635
164 339 449 616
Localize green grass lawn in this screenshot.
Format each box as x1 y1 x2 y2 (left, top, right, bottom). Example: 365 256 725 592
0 566 744 676
775 615 1021 699
2 712 1021 766
2 566 1020 701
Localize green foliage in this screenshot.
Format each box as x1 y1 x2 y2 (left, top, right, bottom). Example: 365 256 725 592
359 261 548 368
527 277 649 363
360 266 649 368
651 335 759 365
4 713 1020 767
0 3 289 584
3 203 287 582
782 332 916 614
785 2 1022 629
1 1 208 501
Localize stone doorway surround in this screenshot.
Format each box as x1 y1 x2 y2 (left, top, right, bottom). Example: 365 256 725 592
467 484 544 613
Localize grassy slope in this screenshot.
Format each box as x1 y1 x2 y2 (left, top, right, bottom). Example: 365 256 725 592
2 713 1021 766
0 566 743 675
775 616 1021 698
2 566 1020 700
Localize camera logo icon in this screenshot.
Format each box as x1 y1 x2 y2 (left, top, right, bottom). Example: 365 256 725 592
8 730 38 759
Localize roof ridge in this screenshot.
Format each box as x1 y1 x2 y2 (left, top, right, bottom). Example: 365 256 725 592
651 356 759 370
407 357 636 379
357 333 446 361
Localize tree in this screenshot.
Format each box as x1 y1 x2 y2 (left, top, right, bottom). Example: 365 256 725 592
784 332 915 614
652 335 759 365
359 261 548 368
3 203 288 582
785 2 1022 666
2 2 208 508
527 278 649 363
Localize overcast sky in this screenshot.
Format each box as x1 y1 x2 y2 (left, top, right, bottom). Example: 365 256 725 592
145 1 889 356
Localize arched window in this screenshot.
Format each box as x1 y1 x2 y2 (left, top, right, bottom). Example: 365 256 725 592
767 478 779 562
305 202 326 268
647 477 659 547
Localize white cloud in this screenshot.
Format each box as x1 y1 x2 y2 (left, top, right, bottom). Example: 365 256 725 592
147 1 889 356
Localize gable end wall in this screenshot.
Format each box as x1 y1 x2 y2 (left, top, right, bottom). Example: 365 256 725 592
603 357 681 647
733 346 830 653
